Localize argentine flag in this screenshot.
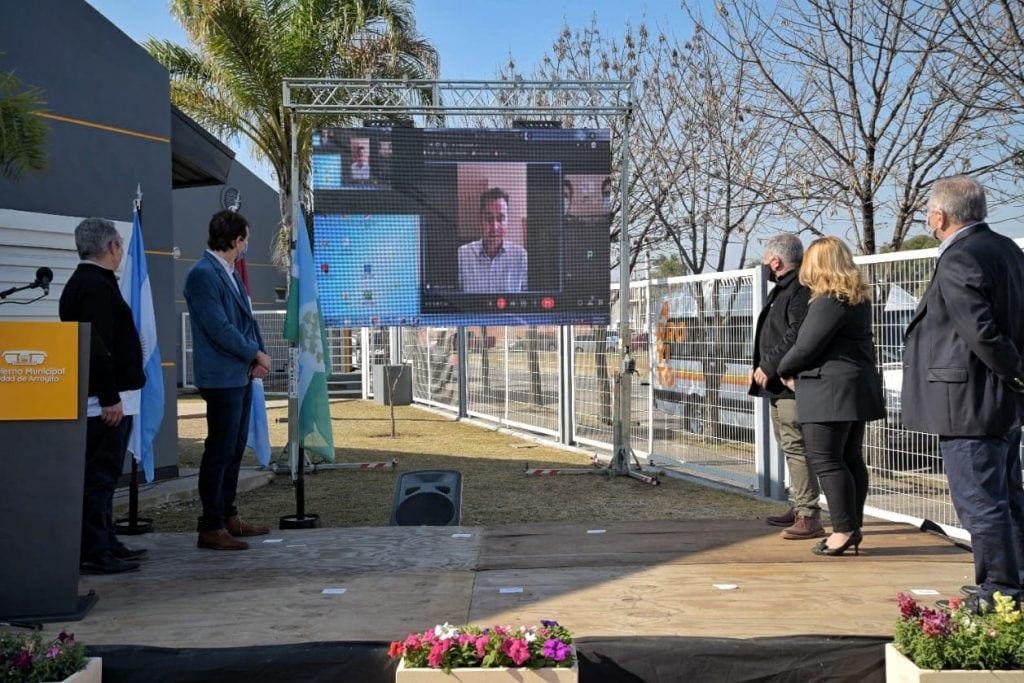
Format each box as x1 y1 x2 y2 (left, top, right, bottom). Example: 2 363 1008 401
119 209 164 482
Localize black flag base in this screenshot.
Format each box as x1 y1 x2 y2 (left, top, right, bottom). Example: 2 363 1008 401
116 458 153 535
280 446 320 529
115 516 153 535
279 513 319 529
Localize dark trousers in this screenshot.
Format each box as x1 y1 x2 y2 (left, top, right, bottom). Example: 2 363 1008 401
940 428 1024 604
82 415 132 561
801 421 868 533
197 384 252 532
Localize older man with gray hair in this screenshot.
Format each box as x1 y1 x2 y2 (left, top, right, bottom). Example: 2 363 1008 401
59 218 147 574
903 176 1024 612
750 233 824 539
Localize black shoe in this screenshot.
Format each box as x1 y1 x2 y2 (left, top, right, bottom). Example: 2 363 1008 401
811 529 863 556
960 584 979 597
80 554 141 575
111 544 148 561
937 594 992 615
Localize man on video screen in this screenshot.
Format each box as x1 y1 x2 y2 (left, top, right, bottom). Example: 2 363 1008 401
457 187 527 293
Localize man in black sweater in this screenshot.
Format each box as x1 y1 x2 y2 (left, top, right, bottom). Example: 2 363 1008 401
750 233 824 539
59 218 146 574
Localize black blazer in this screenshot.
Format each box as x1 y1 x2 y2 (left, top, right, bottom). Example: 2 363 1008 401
749 269 810 399
777 295 885 423
59 262 145 406
902 224 1024 436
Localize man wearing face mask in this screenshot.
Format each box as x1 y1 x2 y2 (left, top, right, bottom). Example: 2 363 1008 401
750 233 824 539
903 176 1024 612
184 210 272 550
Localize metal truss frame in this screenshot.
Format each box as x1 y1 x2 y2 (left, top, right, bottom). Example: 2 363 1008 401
283 78 658 487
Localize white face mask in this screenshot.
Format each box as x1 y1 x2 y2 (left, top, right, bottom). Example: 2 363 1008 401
926 211 940 241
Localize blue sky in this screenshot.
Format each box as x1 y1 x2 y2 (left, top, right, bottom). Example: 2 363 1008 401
83 1 686 186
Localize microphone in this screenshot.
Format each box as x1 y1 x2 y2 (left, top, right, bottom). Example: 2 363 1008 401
31 267 53 294
0 266 53 302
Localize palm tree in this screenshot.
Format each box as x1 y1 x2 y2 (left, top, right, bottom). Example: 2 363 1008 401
146 0 437 265
0 65 47 180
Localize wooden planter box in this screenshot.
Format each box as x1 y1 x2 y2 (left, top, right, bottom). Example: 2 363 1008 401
396 656 577 682
48 657 101 683
886 644 1024 682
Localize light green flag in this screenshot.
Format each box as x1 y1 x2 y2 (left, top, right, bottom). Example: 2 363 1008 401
283 214 335 462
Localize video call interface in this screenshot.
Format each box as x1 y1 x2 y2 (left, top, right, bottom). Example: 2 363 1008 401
311 126 612 327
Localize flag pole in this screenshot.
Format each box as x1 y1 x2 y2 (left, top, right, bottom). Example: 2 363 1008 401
116 184 153 535
281 108 318 529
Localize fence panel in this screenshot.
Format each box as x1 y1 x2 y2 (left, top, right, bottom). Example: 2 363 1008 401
643 271 759 490
177 240 1024 540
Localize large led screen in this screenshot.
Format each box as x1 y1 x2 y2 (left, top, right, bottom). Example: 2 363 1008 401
311 126 611 327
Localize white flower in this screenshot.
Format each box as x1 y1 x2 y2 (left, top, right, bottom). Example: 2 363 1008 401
524 631 537 643
435 623 457 640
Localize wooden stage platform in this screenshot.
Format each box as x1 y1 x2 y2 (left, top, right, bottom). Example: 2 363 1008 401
72 518 972 649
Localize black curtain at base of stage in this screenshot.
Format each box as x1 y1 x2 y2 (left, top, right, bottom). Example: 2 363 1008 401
88 635 888 683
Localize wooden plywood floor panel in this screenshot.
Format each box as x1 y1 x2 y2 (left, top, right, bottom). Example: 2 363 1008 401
55 520 972 650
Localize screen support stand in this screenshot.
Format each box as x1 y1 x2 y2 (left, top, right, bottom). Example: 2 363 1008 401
524 354 659 484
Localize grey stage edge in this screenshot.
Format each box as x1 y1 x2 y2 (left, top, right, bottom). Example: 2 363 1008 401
0 323 97 623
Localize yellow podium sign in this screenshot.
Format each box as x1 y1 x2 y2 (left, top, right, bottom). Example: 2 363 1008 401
0 322 79 420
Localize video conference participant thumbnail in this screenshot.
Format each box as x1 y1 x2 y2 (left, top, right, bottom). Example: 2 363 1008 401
457 187 527 293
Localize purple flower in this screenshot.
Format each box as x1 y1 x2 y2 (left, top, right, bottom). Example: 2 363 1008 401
542 638 571 662
920 608 950 637
46 645 62 660
541 619 560 628
57 631 74 644
12 651 32 669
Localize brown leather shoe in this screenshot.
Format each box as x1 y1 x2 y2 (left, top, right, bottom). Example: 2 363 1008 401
226 515 270 537
781 513 827 540
765 507 797 527
197 529 250 550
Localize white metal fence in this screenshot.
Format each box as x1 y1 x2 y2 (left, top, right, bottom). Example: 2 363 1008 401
179 240 1024 539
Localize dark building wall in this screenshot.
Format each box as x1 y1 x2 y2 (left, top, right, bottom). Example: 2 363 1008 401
172 161 285 384
0 0 178 477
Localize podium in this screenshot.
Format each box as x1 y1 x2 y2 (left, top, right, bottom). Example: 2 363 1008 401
0 321 97 622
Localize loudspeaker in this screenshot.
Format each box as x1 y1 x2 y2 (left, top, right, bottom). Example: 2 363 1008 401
389 470 462 526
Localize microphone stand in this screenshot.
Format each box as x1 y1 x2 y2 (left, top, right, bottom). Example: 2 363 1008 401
0 283 48 305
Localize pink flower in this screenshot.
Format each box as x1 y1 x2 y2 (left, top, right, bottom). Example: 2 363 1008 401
948 597 963 611
46 645 62 660
404 634 422 649
457 633 474 646
475 635 490 659
502 638 531 666
427 639 451 668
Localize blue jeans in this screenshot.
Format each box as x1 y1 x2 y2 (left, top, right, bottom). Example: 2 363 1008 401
197 384 252 532
940 428 1024 604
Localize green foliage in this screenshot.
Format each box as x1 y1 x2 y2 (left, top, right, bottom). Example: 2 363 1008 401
894 592 1024 670
0 66 48 180
899 234 940 251
651 254 685 278
0 631 87 682
147 0 438 264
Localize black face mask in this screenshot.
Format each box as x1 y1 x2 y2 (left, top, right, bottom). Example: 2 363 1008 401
763 263 779 283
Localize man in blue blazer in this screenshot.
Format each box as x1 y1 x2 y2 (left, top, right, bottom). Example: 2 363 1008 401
184 210 272 550
903 176 1024 611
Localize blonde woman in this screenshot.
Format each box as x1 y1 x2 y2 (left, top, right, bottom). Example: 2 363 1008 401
778 236 885 556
